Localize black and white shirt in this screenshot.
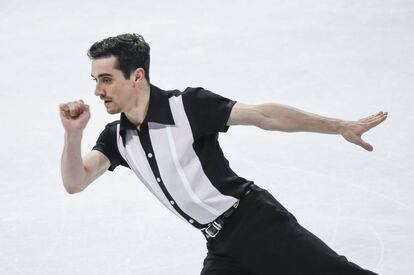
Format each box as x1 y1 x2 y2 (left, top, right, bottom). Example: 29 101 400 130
93 84 253 229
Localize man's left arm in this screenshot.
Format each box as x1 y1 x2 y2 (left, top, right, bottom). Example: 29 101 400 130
227 102 388 151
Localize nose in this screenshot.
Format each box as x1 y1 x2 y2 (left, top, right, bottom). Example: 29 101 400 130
94 83 105 97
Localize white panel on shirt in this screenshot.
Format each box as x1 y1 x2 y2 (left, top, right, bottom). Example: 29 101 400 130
116 125 187 223
116 94 238 225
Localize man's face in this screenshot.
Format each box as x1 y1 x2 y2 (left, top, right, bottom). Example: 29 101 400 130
91 56 134 114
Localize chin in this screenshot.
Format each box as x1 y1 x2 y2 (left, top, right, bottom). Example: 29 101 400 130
106 108 121 115
107 110 120 115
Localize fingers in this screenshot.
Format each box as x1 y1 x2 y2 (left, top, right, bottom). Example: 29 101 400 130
357 112 387 134
349 134 374 152
343 111 388 152
359 111 387 123
59 100 89 120
356 112 387 150
359 138 373 151
59 103 70 119
343 132 373 152
69 101 81 117
366 112 388 129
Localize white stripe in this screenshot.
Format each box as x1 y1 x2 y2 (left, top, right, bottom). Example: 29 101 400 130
116 124 186 223
165 95 237 220
165 125 222 216
149 122 218 223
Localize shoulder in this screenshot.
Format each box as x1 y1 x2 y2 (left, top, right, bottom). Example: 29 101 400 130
181 87 233 103
105 120 120 127
151 84 182 98
101 120 120 131
178 87 236 135
182 87 209 96
96 120 120 141
93 120 129 171
158 85 224 99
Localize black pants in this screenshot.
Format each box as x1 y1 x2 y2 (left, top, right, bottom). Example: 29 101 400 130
201 184 378 275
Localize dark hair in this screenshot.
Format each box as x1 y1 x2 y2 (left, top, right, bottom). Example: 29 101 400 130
87 33 151 82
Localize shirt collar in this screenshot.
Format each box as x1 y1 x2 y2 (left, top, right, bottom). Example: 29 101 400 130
119 84 175 143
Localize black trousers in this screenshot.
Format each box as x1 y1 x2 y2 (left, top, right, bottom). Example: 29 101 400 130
201 184 378 275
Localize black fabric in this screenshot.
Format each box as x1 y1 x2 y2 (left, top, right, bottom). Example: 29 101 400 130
201 184 378 275
181 87 252 198
92 121 129 171
91 84 254 228
182 87 237 139
142 84 177 124
119 85 179 146
192 132 253 198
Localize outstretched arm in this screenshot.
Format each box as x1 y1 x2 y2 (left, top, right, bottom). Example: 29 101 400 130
227 102 388 151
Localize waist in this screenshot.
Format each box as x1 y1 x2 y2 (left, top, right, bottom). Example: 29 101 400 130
201 183 257 239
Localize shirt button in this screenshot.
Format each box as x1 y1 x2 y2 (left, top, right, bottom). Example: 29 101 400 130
189 219 194 224
170 200 175 205
156 177 161 182
147 153 153 158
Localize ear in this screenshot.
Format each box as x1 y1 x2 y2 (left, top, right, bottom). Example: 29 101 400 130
131 68 146 84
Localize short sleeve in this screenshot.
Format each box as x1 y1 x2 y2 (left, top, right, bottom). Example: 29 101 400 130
182 87 237 138
92 122 129 171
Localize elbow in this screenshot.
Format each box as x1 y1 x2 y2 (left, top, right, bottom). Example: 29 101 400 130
61 172 88 194
258 120 296 132
66 187 79 194
257 120 273 131
256 116 272 130
63 182 84 194
257 118 279 131
65 186 80 194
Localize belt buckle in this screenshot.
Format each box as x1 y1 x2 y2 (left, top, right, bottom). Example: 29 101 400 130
205 220 222 238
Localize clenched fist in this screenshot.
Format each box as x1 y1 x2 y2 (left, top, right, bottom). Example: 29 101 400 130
59 100 91 134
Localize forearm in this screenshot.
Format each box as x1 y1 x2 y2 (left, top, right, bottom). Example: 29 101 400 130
257 103 345 134
61 133 87 193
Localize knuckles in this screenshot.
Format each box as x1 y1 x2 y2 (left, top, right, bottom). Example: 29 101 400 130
60 100 87 118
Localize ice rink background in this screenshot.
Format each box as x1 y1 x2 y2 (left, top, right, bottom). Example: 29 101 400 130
0 0 413 274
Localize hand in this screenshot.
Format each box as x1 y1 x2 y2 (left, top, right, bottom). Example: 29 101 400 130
59 100 91 134
339 111 388 151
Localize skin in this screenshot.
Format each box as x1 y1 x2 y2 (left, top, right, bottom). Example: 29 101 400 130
59 56 151 193
228 103 388 152
59 55 388 193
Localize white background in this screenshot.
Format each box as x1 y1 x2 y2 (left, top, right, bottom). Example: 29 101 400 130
0 0 413 274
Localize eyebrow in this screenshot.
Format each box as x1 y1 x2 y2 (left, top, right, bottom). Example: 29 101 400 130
91 73 114 79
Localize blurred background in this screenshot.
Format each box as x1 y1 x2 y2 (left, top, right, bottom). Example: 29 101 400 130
0 0 413 274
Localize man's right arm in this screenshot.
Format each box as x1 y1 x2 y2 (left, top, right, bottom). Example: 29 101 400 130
61 133 110 194
59 100 109 194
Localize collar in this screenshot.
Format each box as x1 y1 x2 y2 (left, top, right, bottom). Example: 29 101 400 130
119 84 175 144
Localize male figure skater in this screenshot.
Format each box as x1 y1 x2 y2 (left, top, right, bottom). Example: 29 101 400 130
59 33 386 274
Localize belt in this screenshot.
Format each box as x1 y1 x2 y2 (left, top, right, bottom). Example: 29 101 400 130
202 185 254 239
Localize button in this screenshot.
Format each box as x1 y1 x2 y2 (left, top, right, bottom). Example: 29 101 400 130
156 177 161 182
147 153 153 158
189 219 194 224
170 200 175 205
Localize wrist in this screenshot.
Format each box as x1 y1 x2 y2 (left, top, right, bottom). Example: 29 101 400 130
335 120 348 135
64 131 83 141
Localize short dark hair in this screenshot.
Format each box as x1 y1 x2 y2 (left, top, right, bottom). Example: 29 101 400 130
87 33 151 82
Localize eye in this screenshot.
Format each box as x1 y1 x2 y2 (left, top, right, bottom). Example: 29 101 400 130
102 78 112 84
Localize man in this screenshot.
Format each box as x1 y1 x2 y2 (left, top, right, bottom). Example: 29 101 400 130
59 33 386 274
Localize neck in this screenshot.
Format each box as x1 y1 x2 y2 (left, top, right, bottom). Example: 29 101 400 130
124 82 151 127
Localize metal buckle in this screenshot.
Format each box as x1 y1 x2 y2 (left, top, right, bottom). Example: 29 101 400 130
203 192 250 239
204 220 223 238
